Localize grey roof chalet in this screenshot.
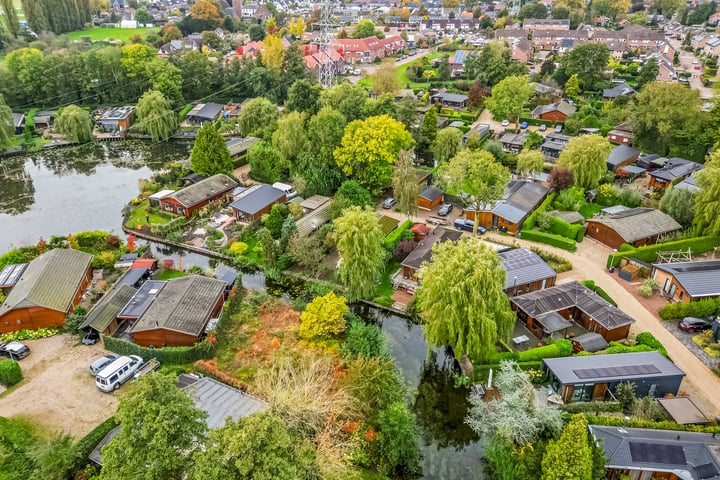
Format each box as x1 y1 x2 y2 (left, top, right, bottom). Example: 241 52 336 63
571 332 609 352
499 248 557 290
551 210 585 224
432 92 468 104
164 174 237 208
226 137 260 157
544 351 683 385
531 101 577 117
80 284 137 331
649 158 703 183
418 185 444 202
499 132 529 148
401 227 462 271
296 201 331 237
182 375 267 429
512 280 635 331
186 102 224 122
602 83 637 99
652 260 720 299
0 249 93 316
674 173 700 193
589 208 682 244
606 144 640 168
485 181 550 224
229 184 286 216
589 425 720 480
131 275 226 336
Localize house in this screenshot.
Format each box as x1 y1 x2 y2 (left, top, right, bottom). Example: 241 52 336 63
649 158 703 189
96 106 135 133
465 180 551 234
431 92 468 109
418 185 444 211
463 123 490 145
499 132 529 153
606 144 640 172
511 280 636 343
160 174 237 218
226 137 260 158
185 103 225 125
674 172 700 193
585 208 682 250
652 259 720 302
12 113 25 135
540 132 573 160
508 37 533 63
601 82 636 100
304 49 345 76
499 248 557 296
33 111 54 130
236 2 271 22
0 249 94 333
523 18 569 30
655 54 676 82
531 101 576 123
330 36 408 64
704 37 720 57
296 196 332 237
399 227 462 282
158 39 200 57
79 284 137 336
590 426 720 479
229 184 287 223
449 50 469 77
606 122 634 146
129 275 226 347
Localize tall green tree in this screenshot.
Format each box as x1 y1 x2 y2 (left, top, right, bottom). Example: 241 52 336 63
375 59 401 95
296 107 347 196
334 114 414 195
392 149 419 219
418 239 515 362
485 75 534 132
464 41 525 86
556 135 612 190
541 414 593 480
659 186 695 228
237 97 279 139
319 82 369 122
248 140 282 183
693 151 720 236
100 374 208 480
191 122 233 176
146 59 184 108
353 19 378 38
560 43 609 89
419 107 438 152
285 79 321 115
636 57 659 89
272 111 308 172
435 150 510 235
0 94 14 150
516 149 545 176
135 90 177 141
432 127 463 164
134 7 153 26
56 105 93 143
22 0 49 33
0 0 20 37
334 206 387 299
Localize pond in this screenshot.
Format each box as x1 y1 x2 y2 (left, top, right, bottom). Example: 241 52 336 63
0 141 191 252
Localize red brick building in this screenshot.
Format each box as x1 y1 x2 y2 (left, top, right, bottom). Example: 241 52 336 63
159 174 237 218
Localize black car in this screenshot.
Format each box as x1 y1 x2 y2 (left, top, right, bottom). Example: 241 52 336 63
82 330 100 345
0 341 30 360
679 317 714 333
453 219 486 234
438 203 454 216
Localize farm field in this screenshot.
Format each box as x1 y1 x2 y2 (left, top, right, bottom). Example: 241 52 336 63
66 27 159 42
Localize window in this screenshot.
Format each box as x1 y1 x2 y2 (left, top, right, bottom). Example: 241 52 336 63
176 206 186 215
164 202 173 211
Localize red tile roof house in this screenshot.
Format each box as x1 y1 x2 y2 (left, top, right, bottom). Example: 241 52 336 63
159 174 237 218
331 35 406 64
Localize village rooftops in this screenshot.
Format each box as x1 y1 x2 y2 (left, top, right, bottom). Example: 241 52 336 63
99 106 135 121
652 260 720 299
117 280 165 319
163 174 237 208
186 103 224 122
649 158 703 182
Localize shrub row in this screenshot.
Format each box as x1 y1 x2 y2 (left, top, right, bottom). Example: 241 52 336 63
71 416 119 473
487 339 573 363
635 332 667 356
659 297 720 320
519 230 577 252
523 193 557 230
580 280 617 307
607 236 720 267
583 414 720 433
473 360 544 382
548 216 585 242
384 220 413 250
598 341 653 356
529 247 573 273
0 359 22 386
518 117 555 127
559 401 622 414
102 336 216 365
0 327 59 342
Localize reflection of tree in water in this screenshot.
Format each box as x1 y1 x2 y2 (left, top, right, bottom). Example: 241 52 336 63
0 159 35 215
34 143 103 176
413 350 479 449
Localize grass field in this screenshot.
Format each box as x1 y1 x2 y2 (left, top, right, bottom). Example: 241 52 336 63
360 52 450 90
66 27 159 43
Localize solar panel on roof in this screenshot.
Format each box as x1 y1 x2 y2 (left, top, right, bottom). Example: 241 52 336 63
629 442 686 466
0 263 28 288
573 364 660 379
693 463 720 480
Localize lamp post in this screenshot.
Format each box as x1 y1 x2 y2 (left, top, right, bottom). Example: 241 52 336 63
609 248 618 272
513 276 518 297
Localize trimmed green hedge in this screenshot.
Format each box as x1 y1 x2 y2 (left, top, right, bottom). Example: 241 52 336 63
486 339 572 363
580 280 617 307
607 236 720 267
636 332 667 356
548 216 585 242
71 416 119 473
102 337 216 365
659 297 720 320
598 341 653 355
384 220 412 250
0 359 22 386
559 401 622 414
523 192 557 230
583 414 720 433
519 230 577 252
518 117 554 127
473 360 543 383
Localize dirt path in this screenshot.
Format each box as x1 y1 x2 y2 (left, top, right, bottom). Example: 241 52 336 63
0 334 118 438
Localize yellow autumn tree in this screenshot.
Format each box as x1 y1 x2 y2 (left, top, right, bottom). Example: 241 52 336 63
262 35 285 69
288 17 306 36
189 0 223 27
299 292 349 340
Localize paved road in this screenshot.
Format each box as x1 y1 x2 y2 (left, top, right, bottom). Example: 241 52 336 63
668 38 714 99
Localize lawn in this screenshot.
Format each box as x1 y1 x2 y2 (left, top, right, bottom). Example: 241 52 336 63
377 260 401 298
155 268 186 280
66 27 159 43
360 52 449 91
125 199 173 229
579 203 602 219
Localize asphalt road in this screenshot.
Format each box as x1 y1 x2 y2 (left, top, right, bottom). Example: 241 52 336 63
669 38 714 99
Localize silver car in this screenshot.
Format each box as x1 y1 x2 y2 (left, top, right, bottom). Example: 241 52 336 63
89 353 121 376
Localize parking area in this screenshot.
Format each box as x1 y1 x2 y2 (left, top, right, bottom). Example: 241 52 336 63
0 334 118 438
661 320 718 370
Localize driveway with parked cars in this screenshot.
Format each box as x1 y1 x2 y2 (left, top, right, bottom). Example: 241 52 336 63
661 319 718 370
0 334 118 438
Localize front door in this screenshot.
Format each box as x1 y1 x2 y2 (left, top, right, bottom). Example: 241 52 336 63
663 278 670 293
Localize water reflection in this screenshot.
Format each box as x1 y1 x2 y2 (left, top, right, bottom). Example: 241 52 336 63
0 159 35 215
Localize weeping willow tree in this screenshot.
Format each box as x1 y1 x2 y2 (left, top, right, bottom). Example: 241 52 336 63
417 238 515 362
135 90 177 142
334 206 387 299
0 94 14 149
693 150 720 236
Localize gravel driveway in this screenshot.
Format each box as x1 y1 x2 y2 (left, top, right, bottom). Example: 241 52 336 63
660 321 719 370
0 334 118 438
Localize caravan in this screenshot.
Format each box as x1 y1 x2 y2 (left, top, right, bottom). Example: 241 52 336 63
95 355 143 392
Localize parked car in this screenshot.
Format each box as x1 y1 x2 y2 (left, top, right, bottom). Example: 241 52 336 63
693 59 699 64
382 197 397 209
0 341 30 360
95 355 143 392
539 124 547 132
453 219 486 234
554 124 563 133
438 203 454 216
501 119 510 127
520 121 528 129
82 330 100 345
89 353 121 376
679 316 714 332
694 65 701 70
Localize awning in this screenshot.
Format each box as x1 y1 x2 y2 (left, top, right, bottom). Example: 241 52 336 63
536 312 572 332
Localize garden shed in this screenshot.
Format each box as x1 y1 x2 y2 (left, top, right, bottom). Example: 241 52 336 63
585 208 682 250
418 186 444 211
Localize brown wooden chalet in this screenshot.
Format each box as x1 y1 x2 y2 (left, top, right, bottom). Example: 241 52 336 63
399 227 462 284
510 280 635 342
585 208 682 250
160 174 237 218
499 248 557 297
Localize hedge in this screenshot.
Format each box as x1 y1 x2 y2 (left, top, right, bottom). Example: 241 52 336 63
519 229 577 252
523 192 557 230
598 341 653 355
607 236 720 268
102 337 216 365
71 416 119 473
548 216 585 242
582 414 720 433
636 332 667 356
518 117 554 127
559 401 622 414
580 280 617 307
0 359 22 386
384 220 413 250
659 297 720 320
473 360 544 383
517 338 573 361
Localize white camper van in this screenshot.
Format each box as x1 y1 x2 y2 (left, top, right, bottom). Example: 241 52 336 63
272 182 297 199
95 355 143 392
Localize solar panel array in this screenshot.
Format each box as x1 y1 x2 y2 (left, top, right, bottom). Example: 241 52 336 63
573 364 660 380
693 463 720 480
629 442 686 466
0 264 27 288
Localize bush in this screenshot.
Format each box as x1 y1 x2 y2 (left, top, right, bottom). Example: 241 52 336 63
383 220 413 250
530 247 573 273
0 359 23 386
559 401 622 414
658 297 720 320
607 236 720 268
71 416 119 473
635 332 667 356
638 279 656 299
340 315 389 360
102 337 216 364
0 327 59 342
516 339 573 362
229 242 249 256
519 230 577 252
580 280 617 306
615 381 637 412
523 193 557 230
